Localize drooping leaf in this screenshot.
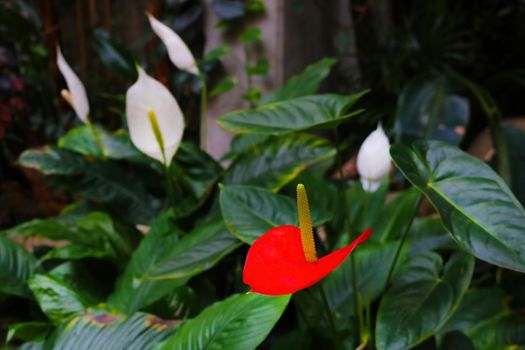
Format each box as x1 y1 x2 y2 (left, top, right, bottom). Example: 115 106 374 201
218 93 367 135
156 293 290 350
18 146 86 176
262 58 337 104
394 77 469 145
51 309 178 350
109 214 239 314
391 141 525 272
0 236 36 297
223 134 336 192
28 274 91 326
439 288 525 350
375 252 474 350
91 28 137 79
219 185 332 244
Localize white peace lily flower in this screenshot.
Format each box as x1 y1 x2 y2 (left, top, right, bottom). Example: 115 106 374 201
56 46 90 123
356 124 391 192
126 66 184 166
147 13 199 76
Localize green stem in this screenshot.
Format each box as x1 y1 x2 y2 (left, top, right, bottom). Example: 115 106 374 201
318 285 343 350
164 163 174 208
384 195 422 288
86 116 106 158
199 74 208 150
333 127 362 340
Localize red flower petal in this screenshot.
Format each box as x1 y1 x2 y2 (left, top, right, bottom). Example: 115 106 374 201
243 225 371 295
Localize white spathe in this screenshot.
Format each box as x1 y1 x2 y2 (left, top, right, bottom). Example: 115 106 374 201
56 46 90 123
126 66 184 165
147 13 199 76
356 124 391 192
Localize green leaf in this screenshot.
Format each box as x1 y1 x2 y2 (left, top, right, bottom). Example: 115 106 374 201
59 126 148 164
262 58 337 104
322 241 405 319
440 331 476 350
209 76 237 97
18 146 86 176
219 185 332 244
375 252 474 350
391 141 525 272
223 134 336 191
440 288 525 350
375 188 421 242
394 77 469 145
247 58 269 75
218 93 367 135
240 27 262 42
242 87 261 104
407 217 454 255
6 322 51 343
156 293 290 350
91 28 137 80
202 45 230 63
503 123 525 206
109 214 239 314
51 309 177 350
0 236 36 297
28 274 91 326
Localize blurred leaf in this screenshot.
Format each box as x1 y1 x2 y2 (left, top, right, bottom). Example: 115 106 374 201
28 274 91 326
262 58 337 104
7 322 51 343
18 146 86 176
245 0 265 12
223 134 336 192
240 27 262 42
218 93 367 135
0 236 36 297
219 185 332 244
212 0 245 20
247 58 269 75
439 288 525 350
503 123 525 206
51 309 177 350
375 252 474 350
375 189 420 242
109 214 239 314
242 87 261 104
225 134 270 159
394 77 469 145
203 45 230 62
91 28 137 80
156 293 290 350
391 141 525 272
209 76 237 97
440 331 476 350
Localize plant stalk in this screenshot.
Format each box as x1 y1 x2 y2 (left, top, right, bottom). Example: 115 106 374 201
384 195 422 288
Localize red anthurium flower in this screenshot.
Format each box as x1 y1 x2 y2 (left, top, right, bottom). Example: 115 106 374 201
243 184 371 296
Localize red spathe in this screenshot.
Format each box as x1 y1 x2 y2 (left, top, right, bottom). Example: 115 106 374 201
243 225 372 295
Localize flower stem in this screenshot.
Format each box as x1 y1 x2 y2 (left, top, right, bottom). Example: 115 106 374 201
164 163 174 208
199 74 208 150
86 116 106 158
384 195 422 289
333 127 362 340
318 285 343 350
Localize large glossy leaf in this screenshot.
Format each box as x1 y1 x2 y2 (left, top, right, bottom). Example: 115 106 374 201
440 288 525 349
0 236 36 297
219 185 332 244
18 146 86 176
394 77 469 145
262 58 337 104
223 134 335 192
109 214 239 313
91 28 137 79
374 188 421 242
375 252 474 350
218 92 367 135
156 293 290 350
51 309 177 350
391 141 525 272
28 274 91 326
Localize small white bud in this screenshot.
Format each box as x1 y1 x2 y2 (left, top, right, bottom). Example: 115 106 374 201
356 124 391 192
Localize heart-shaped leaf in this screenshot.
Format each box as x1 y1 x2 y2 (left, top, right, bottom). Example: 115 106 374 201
375 251 474 350
391 141 525 272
